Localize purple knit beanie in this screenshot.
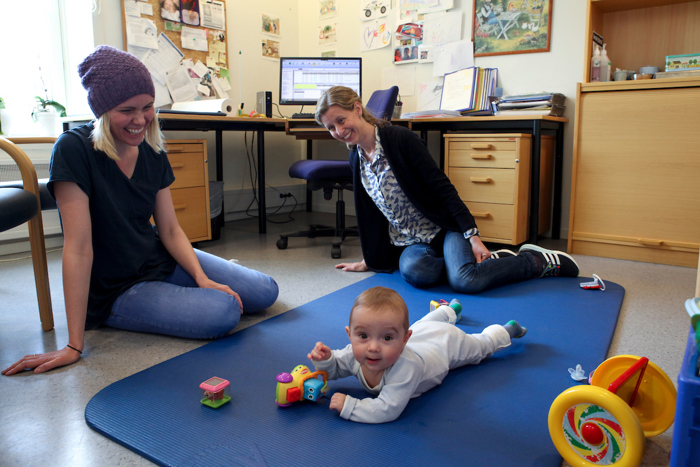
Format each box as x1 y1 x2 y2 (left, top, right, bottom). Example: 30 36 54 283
78 45 155 118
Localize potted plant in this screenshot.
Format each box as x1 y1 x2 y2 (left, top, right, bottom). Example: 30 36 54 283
32 96 67 120
32 65 67 136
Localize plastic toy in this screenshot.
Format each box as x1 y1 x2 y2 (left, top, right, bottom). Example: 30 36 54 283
580 274 606 291
275 365 328 407
200 376 231 408
549 355 676 466
568 364 587 381
430 298 463 322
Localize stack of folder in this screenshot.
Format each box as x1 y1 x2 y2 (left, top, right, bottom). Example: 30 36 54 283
494 92 566 117
439 66 499 116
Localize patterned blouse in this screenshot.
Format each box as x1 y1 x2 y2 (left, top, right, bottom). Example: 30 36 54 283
358 127 442 246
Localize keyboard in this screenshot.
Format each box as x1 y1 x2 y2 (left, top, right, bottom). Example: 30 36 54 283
291 112 315 119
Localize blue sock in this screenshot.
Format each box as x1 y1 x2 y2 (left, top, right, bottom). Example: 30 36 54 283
504 320 527 338
449 299 462 322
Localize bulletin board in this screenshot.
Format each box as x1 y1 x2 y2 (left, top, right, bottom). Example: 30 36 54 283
120 0 229 77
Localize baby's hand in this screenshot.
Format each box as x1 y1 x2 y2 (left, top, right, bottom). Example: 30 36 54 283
329 392 347 413
307 342 332 361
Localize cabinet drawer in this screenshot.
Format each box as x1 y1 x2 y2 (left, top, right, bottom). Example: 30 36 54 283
449 168 515 204
165 143 203 154
466 202 519 243
171 186 209 241
168 152 205 189
446 141 518 169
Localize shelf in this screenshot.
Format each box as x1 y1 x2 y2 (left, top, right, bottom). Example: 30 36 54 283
580 75 700 92
584 0 700 83
591 0 698 14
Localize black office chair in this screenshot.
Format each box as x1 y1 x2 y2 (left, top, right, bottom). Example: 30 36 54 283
0 137 56 331
276 86 399 258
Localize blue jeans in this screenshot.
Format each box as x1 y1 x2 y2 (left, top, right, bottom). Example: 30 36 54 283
104 250 279 339
399 231 537 294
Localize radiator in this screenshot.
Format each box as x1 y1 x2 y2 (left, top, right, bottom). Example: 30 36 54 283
0 159 50 182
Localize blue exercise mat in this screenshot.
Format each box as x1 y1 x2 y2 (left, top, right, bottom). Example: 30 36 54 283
85 272 624 467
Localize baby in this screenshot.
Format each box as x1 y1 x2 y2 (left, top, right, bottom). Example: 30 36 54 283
308 286 526 423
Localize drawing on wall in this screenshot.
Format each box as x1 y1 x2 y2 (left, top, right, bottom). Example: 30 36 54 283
262 38 280 59
322 50 336 57
361 1 389 21
360 20 391 52
181 0 200 26
262 13 280 36
319 0 337 19
472 0 551 57
319 23 337 45
399 0 439 9
161 0 180 22
393 22 422 65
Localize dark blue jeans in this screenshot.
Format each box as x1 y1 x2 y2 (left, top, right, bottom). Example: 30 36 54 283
105 250 279 339
398 231 537 294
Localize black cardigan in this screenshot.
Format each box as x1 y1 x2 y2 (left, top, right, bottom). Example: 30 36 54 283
349 125 477 272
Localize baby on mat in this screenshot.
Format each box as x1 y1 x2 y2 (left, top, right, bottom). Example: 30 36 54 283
307 286 526 423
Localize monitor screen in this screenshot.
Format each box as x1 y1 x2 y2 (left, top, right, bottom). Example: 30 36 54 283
279 57 362 106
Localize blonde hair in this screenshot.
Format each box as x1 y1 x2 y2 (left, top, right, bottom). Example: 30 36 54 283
349 286 409 331
315 86 387 149
90 112 165 161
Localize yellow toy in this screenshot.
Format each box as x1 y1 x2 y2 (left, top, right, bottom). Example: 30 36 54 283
275 365 328 407
548 355 676 467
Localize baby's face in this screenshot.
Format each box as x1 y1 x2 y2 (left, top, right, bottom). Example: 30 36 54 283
346 306 410 378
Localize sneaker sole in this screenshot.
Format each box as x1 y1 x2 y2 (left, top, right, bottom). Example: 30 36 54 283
518 244 580 275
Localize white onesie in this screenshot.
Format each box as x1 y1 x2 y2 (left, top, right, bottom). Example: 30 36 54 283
313 305 512 423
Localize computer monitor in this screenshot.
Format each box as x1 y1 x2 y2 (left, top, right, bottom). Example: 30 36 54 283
279 57 362 106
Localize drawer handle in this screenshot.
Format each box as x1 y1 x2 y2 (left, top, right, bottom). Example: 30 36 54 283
166 145 185 152
470 154 492 160
470 177 492 183
171 163 186 168
173 204 188 210
637 238 663 246
470 143 492 149
472 211 490 218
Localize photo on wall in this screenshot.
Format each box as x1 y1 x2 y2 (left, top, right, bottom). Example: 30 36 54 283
262 38 280 60
262 13 280 36
472 0 551 57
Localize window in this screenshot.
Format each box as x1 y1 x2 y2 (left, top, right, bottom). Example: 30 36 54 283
0 0 95 137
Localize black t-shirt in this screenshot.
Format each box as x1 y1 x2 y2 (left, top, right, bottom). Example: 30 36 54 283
48 124 177 328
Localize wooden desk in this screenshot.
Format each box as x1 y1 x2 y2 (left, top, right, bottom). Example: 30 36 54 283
409 115 568 244
63 114 287 235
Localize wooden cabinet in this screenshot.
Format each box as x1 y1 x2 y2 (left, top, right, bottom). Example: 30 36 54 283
568 0 700 267
164 140 211 242
444 133 554 245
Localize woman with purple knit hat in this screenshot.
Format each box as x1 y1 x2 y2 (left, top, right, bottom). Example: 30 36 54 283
2 45 279 376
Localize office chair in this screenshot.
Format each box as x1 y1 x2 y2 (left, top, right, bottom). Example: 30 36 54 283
0 137 56 331
276 86 399 258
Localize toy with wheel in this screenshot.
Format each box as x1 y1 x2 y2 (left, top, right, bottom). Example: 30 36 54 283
548 355 676 467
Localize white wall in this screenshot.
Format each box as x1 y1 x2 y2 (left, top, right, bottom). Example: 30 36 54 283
297 0 587 238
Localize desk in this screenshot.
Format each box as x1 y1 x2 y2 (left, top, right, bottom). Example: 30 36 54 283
63 114 287 235
409 115 568 244
63 114 566 241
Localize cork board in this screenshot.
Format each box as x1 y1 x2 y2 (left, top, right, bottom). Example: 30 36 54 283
120 0 229 77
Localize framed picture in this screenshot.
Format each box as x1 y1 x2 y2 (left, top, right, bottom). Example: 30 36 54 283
472 0 551 57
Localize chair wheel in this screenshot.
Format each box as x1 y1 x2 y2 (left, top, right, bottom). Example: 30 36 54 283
331 245 341 258
276 238 288 250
